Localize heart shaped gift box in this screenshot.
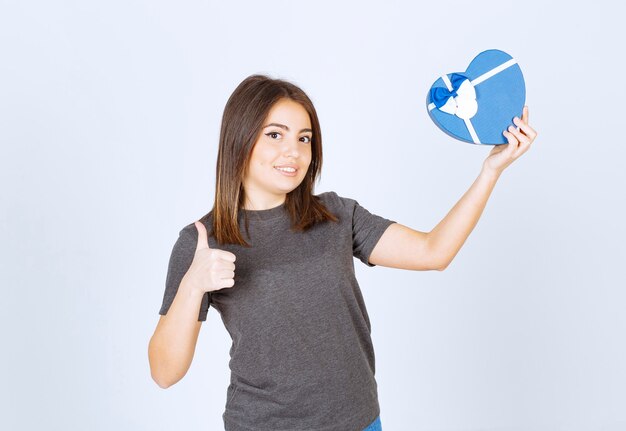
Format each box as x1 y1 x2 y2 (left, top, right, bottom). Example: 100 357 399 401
426 49 526 145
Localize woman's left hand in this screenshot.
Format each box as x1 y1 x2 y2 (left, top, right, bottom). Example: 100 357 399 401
482 105 538 176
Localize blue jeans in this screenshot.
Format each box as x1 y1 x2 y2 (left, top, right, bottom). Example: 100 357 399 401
362 415 382 431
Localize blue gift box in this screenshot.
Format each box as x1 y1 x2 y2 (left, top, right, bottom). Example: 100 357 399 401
426 49 526 145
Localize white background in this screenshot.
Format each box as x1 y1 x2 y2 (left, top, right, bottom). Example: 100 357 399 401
1 0 625 430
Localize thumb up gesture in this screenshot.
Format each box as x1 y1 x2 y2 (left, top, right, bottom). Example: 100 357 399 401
183 221 237 294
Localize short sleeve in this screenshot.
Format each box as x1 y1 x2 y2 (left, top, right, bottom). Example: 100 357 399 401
158 227 211 321
351 198 396 267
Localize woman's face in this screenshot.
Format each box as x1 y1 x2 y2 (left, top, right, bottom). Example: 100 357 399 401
242 98 313 210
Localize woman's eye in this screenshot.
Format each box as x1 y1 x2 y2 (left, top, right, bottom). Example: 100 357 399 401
265 132 311 143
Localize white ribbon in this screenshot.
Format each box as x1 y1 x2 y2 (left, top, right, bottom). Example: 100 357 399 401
437 77 478 120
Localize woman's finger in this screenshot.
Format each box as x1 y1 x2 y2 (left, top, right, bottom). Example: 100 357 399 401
507 125 529 146
503 130 519 152
513 117 537 140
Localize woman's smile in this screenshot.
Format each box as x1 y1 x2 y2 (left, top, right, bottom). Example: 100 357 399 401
274 164 299 177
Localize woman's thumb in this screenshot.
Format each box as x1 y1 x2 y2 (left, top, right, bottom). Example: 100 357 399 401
194 221 210 251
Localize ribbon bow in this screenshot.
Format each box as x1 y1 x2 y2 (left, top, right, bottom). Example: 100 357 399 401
429 73 478 120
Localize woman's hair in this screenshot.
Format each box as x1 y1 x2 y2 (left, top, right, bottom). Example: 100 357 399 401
200 74 339 246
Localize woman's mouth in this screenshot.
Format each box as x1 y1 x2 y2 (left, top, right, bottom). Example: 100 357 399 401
274 166 298 177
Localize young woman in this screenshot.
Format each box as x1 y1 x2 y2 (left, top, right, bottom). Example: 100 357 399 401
148 74 537 431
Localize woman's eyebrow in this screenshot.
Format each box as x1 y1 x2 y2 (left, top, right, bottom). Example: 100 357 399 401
263 123 312 133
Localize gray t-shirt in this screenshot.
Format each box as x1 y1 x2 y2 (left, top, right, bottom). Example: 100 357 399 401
159 191 396 431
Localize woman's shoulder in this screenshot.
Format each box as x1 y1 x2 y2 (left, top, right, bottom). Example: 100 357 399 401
176 210 214 240
315 190 358 211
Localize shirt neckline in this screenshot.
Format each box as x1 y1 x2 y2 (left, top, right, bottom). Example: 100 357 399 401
238 202 287 221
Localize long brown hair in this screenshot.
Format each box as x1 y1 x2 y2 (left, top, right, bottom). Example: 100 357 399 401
200 74 339 246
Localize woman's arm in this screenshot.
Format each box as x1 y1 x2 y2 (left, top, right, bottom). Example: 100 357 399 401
369 106 537 271
368 169 499 271
148 276 205 388
426 167 500 270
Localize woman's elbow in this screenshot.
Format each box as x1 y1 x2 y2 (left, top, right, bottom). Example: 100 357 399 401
148 338 180 389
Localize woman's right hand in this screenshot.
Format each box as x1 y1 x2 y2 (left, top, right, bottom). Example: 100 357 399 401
182 221 237 294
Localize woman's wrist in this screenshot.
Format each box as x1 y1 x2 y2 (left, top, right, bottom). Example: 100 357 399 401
180 274 207 300
479 165 502 182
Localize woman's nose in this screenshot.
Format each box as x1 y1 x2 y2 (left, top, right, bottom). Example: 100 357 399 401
282 139 300 157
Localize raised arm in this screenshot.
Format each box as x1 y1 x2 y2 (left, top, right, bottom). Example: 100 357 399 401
368 106 537 271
